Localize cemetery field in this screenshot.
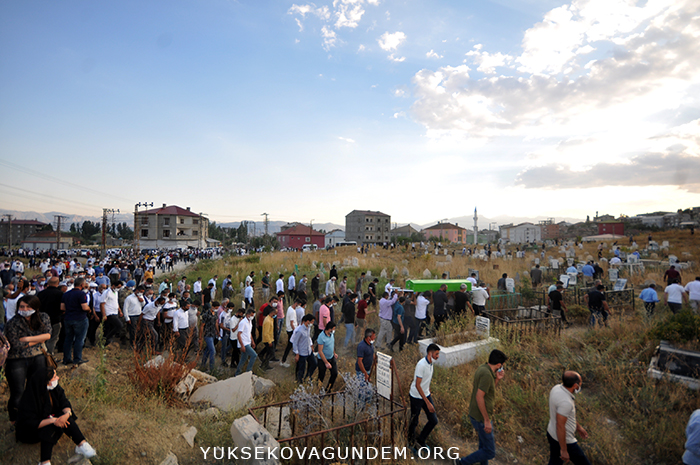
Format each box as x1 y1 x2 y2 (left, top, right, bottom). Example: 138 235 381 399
1 230 698 465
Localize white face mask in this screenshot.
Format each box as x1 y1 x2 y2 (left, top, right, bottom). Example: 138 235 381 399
248 316 254 321
574 386 582 394
272 303 278 308
18 309 35 318
370 340 375 345
47 379 58 390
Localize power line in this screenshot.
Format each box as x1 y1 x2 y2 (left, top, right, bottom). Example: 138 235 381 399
0 158 133 204
0 182 105 210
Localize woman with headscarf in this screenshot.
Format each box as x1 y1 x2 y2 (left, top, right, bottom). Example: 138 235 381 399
4 295 52 426
16 366 96 463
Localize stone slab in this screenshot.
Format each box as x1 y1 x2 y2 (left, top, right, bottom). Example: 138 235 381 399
190 371 254 412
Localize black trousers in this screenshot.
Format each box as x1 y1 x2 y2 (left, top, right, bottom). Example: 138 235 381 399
104 314 123 344
546 432 591 465
317 356 338 390
6 355 46 422
408 394 438 446
282 330 294 362
87 315 101 346
17 416 86 462
390 322 406 351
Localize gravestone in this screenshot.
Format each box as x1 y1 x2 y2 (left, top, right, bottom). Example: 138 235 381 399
352 257 359 267
514 272 520 283
534 258 540 265
366 270 372 277
505 278 515 293
476 316 490 338
567 258 574 266
550 259 559 270
662 241 670 248
669 255 678 265
343 259 349 266
392 268 399 277
446 254 452 262
613 278 627 291
559 275 570 288
567 272 578 287
423 269 432 278
402 267 409 276
380 269 388 279
609 268 619 281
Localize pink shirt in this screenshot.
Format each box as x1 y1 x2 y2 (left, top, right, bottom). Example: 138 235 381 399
319 305 330 330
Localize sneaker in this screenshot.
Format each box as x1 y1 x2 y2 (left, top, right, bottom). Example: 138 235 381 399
270 358 280 362
279 362 290 367
76 359 89 365
75 442 97 458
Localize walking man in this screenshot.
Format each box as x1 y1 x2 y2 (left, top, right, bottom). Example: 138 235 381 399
639 283 660 317
454 349 508 465
546 371 591 465
409 343 440 451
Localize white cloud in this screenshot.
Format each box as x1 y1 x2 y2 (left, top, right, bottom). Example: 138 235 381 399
295 18 304 32
334 1 366 29
338 136 356 143
358 44 365 52
465 46 512 74
393 112 405 118
378 31 406 51
394 88 406 97
289 4 331 20
388 53 405 62
426 49 443 59
321 26 337 51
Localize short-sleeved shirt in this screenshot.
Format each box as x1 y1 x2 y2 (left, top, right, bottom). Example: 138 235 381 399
285 307 297 332
317 330 335 360
639 288 659 303
410 357 434 398
547 384 578 444
415 295 430 319
392 303 405 325
62 288 89 321
433 290 447 316
201 310 218 338
586 289 606 310
468 363 496 422
549 290 563 311
686 281 700 301
237 316 253 348
319 305 330 330
356 340 374 373
357 299 368 319
665 283 686 304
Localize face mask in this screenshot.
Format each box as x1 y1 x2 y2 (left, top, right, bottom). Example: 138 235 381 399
272 303 278 308
83 289 89 294
355 298 359 304
331 331 335 335
47 379 58 390
370 340 375 345
39 281 45 286
18 309 35 318
248 316 254 321
137 293 143 297
574 386 581 394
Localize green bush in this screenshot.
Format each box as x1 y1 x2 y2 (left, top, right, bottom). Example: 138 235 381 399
650 310 700 343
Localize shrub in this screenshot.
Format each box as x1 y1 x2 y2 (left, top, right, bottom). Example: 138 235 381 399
650 310 700 343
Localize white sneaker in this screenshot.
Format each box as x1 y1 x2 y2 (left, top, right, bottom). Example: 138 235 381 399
75 442 97 458
279 362 290 367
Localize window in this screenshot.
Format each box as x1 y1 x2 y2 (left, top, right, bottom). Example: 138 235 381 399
305 237 310 242
141 229 148 238
141 217 149 225
193 219 199 225
193 230 198 236
180 218 184 224
162 230 170 238
164 218 170 226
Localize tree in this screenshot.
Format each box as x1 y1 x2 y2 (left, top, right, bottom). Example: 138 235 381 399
81 220 100 241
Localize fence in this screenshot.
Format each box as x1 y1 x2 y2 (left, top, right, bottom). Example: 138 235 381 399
248 360 407 465
482 307 562 337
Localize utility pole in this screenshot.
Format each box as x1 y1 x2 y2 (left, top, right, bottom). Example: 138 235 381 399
54 215 68 251
261 213 269 236
473 207 478 246
134 202 153 252
310 219 314 231
3 214 12 250
199 213 207 249
102 208 119 256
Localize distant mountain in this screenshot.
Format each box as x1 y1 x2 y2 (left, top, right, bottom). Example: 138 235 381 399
0 209 134 230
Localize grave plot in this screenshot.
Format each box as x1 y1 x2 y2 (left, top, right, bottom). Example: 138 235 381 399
418 317 498 368
648 341 700 390
482 307 562 338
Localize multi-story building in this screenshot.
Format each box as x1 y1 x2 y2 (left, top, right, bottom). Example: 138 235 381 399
345 210 391 246
422 222 468 244
0 219 48 246
137 204 210 249
499 223 542 244
539 219 560 240
324 229 346 248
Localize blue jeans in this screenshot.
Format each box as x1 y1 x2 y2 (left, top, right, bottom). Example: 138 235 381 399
220 336 230 364
456 416 496 465
344 323 355 347
63 318 89 364
235 344 257 376
201 336 215 371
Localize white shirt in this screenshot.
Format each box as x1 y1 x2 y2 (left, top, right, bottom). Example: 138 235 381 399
101 288 120 316
665 283 686 304
685 281 700 301
415 295 430 319
245 275 253 286
187 307 198 328
276 278 284 294
288 275 296 291
141 301 161 321
172 308 189 332
208 278 217 288
123 294 145 317
285 306 297 332
410 357 434 398
296 305 305 326
325 280 336 295
5 293 24 321
237 316 253 348
228 315 241 340
472 287 489 306
467 277 477 286
384 283 394 295
609 257 621 265
163 302 177 323
244 285 254 300
193 281 202 294
547 384 578 444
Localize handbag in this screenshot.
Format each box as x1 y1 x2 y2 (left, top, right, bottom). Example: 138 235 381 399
0 331 10 367
40 343 58 369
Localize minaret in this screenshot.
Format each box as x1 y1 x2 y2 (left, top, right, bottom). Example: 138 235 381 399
473 207 478 245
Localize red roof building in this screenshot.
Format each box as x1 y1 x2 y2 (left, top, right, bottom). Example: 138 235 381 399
276 224 325 250
597 221 624 236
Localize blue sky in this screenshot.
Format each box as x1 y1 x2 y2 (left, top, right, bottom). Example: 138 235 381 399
1 0 699 227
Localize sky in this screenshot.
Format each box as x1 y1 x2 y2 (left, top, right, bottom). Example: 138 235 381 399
1 0 699 227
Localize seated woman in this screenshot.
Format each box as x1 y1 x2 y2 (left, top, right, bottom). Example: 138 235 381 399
16 367 96 464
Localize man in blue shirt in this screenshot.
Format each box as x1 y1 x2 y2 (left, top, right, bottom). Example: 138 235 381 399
389 297 406 352
639 284 660 317
317 322 338 390
684 409 700 465
581 262 595 279
290 314 317 383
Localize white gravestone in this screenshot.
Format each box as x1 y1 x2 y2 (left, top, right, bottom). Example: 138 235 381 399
376 352 392 400
476 316 490 338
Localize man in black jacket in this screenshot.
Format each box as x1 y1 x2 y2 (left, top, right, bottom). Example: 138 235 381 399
37 277 64 355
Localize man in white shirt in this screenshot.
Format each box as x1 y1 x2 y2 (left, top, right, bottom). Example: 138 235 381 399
281 299 300 367
193 277 203 297
276 274 285 296
4 278 28 321
546 371 590 464
208 275 218 288
385 278 395 296
288 273 297 301
685 277 700 313
414 291 431 339
123 286 146 347
325 276 337 296
100 280 124 346
467 273 478 287
471 283 490 316
235 308 258 376
664 278 688 314
172 304 191 353
408 343 440 450
139 296 164 351
244 282 255 308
